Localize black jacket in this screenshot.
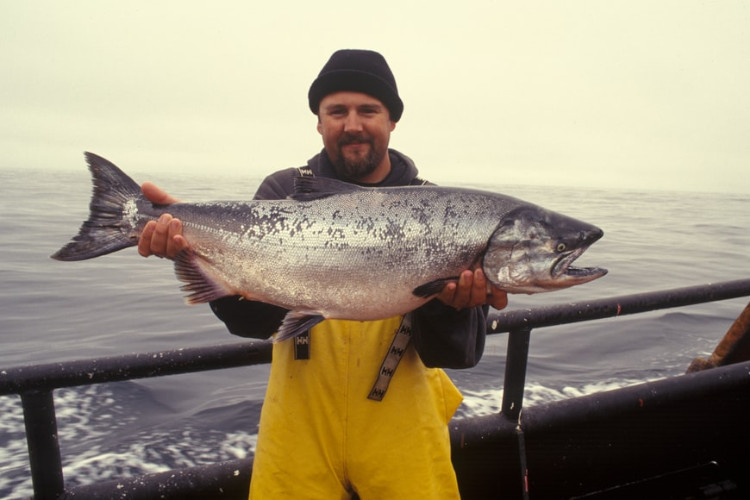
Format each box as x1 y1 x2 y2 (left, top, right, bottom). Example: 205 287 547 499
209 149 487 368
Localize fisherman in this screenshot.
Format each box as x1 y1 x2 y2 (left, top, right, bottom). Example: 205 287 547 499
138 49 508 499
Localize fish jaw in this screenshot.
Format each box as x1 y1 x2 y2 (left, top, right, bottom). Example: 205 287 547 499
483 205 607 294
545 243 608 291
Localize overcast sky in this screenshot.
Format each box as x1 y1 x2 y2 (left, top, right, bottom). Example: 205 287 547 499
2 1 749 193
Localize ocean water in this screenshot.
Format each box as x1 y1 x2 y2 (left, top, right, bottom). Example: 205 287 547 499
1 166 749 497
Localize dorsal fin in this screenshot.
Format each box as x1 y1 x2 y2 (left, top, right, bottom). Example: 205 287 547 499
291 176 366 201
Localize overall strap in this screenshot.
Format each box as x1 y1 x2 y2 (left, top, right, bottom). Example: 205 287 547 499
368 314 413 401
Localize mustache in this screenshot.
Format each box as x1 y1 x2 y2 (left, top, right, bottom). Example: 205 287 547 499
338 133 373 147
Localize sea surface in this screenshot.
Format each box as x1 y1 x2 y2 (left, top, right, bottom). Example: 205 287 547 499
1 166 748 497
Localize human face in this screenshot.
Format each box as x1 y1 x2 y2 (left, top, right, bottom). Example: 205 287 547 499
317 91 396 183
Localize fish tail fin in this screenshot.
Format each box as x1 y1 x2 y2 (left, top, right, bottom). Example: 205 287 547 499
51 152 144 261
174 248 235 304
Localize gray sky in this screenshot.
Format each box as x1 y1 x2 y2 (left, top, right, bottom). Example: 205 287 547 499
2 1 749 192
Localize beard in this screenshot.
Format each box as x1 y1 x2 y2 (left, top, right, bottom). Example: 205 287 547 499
330 132 386 181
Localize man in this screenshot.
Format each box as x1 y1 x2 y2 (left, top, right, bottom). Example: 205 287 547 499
139 49 508 499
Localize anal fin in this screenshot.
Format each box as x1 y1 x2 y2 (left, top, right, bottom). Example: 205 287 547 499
275 311 325 343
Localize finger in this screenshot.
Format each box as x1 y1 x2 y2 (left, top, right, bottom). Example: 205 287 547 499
451 270 474 309
138 221 157 257
435 281 458 305
489 289 509 310
142 182 180 205
149 214 174 256
172 234 189 254
467 268 487 308
165 219 186 259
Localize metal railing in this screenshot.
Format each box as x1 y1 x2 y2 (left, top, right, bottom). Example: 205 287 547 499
3 278 750 499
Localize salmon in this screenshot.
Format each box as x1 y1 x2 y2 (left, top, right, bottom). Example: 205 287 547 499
53 152 607 340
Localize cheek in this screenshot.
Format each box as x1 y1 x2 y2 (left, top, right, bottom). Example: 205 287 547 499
318 126 338 150
368 125 391 148
319 120 344 142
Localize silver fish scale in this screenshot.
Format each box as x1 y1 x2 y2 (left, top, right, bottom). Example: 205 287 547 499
167 187 523 319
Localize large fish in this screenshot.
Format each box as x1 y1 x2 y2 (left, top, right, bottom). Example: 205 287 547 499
53 152 607 341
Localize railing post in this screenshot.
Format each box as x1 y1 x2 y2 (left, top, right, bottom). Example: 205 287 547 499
502 327 532 500
502 327 531 420
21 389 64 499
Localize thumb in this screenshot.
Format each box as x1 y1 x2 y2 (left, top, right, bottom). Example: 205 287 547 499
141 181 180 204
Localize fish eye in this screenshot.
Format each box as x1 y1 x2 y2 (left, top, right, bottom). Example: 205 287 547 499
556 242 567 252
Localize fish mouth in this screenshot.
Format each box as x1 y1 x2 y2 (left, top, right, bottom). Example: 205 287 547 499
552 247 608 283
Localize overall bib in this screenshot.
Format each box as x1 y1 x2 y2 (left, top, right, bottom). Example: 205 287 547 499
249 316 463 499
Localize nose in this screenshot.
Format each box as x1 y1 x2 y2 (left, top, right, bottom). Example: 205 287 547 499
344 112 363 133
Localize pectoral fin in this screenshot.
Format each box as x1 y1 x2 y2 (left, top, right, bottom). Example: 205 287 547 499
412 277 459 298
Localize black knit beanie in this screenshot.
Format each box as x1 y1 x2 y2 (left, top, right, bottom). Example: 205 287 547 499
308 49 404 122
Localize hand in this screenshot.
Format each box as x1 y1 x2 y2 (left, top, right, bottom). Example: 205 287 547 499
137 182 189 259
436 269 509 311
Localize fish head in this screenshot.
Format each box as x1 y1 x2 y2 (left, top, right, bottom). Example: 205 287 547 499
483 205 607 294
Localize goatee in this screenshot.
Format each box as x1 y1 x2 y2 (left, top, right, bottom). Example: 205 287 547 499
332 133 384 181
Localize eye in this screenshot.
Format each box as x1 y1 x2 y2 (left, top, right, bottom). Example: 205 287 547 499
359 105 380 116
325 106 348 117
556 242 567 252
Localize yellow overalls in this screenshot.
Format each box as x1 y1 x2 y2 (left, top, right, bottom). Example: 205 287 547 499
249 315 463 499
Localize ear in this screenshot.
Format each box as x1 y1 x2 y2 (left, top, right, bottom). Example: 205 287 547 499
389 120 396 132
316 117 323 135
